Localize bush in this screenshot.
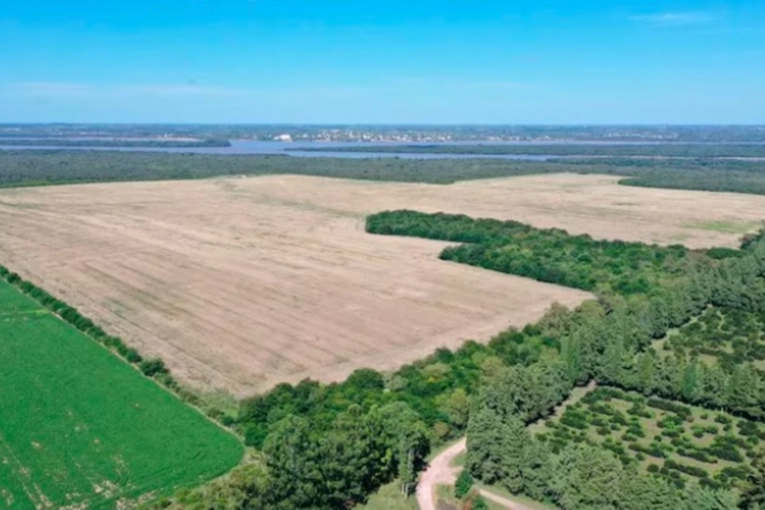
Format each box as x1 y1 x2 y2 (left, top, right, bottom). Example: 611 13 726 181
139 358 169 377
455 469 474 499
664 460 709 478
647 398 692 419
596 427 610 436
471 494 489 510
125 348 143 364
629 443 665 459
715 415 731 425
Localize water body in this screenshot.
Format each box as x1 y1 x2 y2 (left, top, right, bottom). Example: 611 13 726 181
3 139 764 161
0 140 553 161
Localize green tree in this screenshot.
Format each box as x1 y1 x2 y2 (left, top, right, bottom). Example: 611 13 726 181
500 415 533 494
466 405 509 484
263 415 323 509
619 470 683 510
376 402 429 496
438 388 471 429
550 443 623 510
455 469 474 499
741 447 765 509
683 482 740 510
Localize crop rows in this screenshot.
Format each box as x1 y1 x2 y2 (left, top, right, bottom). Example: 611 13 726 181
538 387 761 490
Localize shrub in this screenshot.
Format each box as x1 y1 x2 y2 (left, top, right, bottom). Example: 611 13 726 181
715 415 732 425
664 460 709 478
471 494 489 510
455 469 474 499
629 443 665 459
647 398 691 419
139 358 169 377
124 348 143 364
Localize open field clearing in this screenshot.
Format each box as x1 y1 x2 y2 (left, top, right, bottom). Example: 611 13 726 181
224 173 764 249
0 279 243 509
0 173 763 394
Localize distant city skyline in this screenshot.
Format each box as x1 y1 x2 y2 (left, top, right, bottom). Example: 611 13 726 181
1 1 763 124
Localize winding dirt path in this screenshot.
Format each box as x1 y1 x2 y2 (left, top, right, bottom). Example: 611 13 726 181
417 382 599 509
416 437 535 510
417 438 465 510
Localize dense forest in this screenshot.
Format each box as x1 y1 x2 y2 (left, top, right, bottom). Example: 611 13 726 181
562 158 765 195
143 211 765 509
0 150 567 186
292 143 765 158
367 210 698 295
1 150 765 197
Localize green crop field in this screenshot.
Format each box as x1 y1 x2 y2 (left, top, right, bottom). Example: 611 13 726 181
0 279 243 509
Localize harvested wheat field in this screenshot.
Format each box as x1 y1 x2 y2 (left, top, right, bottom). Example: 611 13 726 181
0 173 763 395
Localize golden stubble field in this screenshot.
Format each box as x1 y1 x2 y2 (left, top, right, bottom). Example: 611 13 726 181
1 173 763 395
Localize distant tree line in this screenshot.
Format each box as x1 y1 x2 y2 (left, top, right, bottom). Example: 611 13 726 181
292 143 765 158
3 150 765 197
562 157 765 196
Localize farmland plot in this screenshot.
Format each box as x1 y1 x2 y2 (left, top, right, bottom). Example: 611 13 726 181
1 173 763 394
0 279 243 509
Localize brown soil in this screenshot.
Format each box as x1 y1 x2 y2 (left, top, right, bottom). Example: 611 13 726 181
1 174 762 395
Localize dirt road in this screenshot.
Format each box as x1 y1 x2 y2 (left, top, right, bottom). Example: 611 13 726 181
416 437 535 510
417 438 466 510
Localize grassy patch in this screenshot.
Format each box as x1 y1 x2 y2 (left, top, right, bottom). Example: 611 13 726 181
684 220 760 234
476 483 559 510
451 451 466 468
357 480 418 510
0 279 243 508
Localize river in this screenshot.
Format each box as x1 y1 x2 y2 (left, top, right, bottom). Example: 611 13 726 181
0 140 553 161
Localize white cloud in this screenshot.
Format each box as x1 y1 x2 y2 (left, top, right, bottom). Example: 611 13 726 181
630 11 716 27
2 82 243 98
0 79 528 104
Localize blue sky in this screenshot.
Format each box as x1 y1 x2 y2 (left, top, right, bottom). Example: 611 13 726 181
1 1 763 123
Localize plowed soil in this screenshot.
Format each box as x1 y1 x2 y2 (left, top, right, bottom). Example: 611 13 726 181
1 173 761 395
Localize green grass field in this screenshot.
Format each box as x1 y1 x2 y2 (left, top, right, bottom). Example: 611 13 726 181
0 279 243 508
